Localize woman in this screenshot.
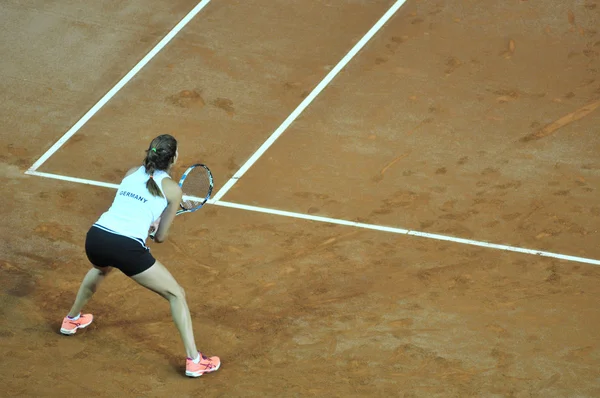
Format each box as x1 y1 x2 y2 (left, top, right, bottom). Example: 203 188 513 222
59 134 220 378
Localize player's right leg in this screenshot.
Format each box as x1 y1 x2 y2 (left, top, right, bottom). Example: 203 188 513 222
130 260 220 377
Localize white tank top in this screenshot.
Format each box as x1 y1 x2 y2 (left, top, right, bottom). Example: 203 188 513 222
94 166 170 245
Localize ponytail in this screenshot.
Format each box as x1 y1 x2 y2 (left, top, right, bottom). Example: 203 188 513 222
145 166 163 198
142 135 178 198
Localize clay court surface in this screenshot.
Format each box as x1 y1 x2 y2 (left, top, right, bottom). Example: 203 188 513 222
1 0 600 396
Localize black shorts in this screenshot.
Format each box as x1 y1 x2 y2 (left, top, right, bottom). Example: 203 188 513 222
85 225 156 277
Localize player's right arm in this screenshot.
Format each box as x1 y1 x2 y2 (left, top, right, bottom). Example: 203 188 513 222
152 178 183 243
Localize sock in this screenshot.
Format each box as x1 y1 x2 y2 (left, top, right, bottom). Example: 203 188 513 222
193 353 201 364
68 313 80 321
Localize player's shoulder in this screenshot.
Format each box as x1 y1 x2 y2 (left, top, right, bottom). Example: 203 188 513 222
125 165 141 177
161 177 182 200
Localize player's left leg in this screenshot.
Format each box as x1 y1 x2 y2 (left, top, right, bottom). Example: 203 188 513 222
60 266 112 335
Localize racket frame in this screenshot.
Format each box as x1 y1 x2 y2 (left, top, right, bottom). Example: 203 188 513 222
176 163 214 215
149 163 213 240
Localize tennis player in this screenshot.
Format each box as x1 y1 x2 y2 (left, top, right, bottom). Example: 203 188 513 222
59 134 220 378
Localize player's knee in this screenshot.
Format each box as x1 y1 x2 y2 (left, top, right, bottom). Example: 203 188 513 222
167 285 185 300
93 265 112 275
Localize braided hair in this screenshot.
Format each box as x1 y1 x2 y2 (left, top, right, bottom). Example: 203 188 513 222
143 134 178 197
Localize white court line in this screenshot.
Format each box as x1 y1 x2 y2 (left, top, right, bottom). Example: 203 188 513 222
25 171 210 203
24 171 600 266
211 0 408 202
217 202 600 266
27 0 212 173
22 0 600 267
26 171 120 189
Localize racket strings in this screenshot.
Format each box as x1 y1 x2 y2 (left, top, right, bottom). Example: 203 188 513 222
180 168 212 210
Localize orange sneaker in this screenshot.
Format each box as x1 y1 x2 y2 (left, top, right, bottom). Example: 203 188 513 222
60 313 93 335
185 352 221 377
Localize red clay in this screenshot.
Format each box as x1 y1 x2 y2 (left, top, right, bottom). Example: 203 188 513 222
1 1 599 397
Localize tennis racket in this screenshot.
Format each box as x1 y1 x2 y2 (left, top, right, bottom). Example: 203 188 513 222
176 163 214 215
150 164 213 239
